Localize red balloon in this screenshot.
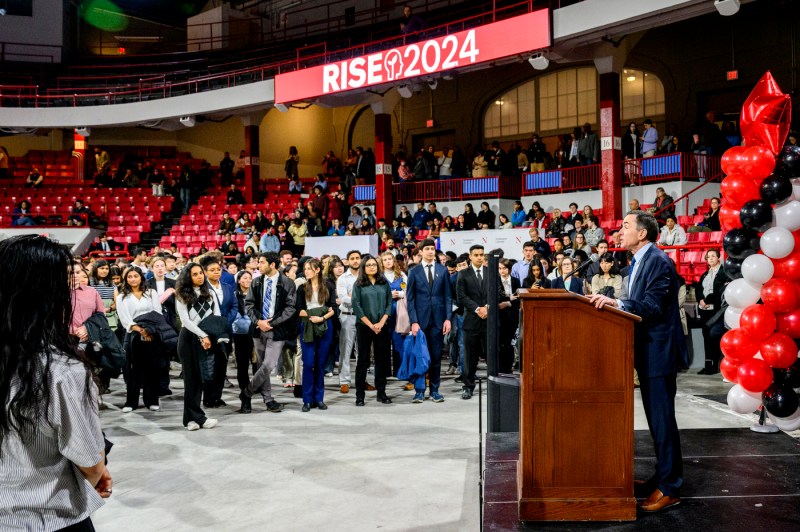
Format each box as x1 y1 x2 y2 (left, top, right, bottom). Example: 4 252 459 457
761 332 800 369
719 204 742 231
737 358 775 392
776 308 800 338
740 304 777 341
720 173 763 208
720 328 760 361
771 251 800 282
720 356 740 383
721 146 748 176
761 278 800 314
740 71 792 155
740 146 776 181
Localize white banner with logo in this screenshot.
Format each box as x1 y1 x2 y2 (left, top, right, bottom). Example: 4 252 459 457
304 234 379 259
438 229 530 261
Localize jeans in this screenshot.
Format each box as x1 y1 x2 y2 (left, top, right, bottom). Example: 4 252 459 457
300 321 333 404
179 187 191 211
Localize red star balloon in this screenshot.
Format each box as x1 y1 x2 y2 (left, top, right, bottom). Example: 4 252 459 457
740 71 792 154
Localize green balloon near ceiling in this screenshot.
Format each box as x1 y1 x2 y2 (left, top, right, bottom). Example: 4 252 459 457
82 0 129 32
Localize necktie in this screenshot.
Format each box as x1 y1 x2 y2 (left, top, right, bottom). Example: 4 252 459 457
262 278 273 320
628 257 637 293
427 265 434 287
476 268 483 283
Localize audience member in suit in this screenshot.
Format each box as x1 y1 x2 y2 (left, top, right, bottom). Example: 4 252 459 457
199 256 237 409
406 239 452 403
146 256 177 395
590 210 688 513
455 245 490 399
497 259 520 374
241 252 297 413
89 234 119 253
693 249 729 375
551 258 584 295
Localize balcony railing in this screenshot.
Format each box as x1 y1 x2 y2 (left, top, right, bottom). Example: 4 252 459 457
352 153 722 205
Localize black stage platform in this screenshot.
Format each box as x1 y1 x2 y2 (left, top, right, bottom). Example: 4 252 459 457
484 429 800 531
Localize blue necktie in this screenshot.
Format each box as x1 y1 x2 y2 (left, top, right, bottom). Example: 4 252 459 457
628 257 636 293
262 278 273 319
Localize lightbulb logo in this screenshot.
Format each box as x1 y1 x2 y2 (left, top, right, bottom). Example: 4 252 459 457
384 50 404 81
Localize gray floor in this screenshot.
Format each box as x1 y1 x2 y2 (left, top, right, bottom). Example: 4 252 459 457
93 366 794 531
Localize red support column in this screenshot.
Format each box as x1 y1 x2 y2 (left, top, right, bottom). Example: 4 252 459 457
72 131 86 182
374 113 393 221
599 72 623 222
243 125 260 204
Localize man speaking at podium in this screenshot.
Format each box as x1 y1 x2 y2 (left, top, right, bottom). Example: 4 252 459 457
589 210 688 513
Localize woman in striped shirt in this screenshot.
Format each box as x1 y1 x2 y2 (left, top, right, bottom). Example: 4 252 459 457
0 235 111 531
175 263 221 431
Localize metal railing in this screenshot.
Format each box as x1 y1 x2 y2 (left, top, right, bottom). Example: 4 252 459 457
522 164 601 195
393 176 522 203
0 0 544 108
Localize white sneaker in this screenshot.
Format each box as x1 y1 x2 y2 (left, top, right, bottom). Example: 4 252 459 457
202 418 218 429
325 372 334 378
187 421 200 431
122 406 133 413
148 405 160 411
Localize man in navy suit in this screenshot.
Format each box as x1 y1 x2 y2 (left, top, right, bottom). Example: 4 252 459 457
406 239 452 403
590 210 688 513
199 255 238 408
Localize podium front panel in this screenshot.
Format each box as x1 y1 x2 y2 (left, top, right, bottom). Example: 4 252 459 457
517 291 636 521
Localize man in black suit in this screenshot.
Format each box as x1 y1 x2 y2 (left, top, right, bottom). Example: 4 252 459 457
590 210 688 513
456 244 489 399
89 233 118 253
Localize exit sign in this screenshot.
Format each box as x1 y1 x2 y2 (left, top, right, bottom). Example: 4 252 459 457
426 119 435 128
727 70 739 81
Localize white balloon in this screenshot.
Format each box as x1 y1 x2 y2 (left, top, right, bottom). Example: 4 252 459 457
760 226 795 259
741 254 775 285
723 278 763 308
724 306 743 329
769 407 800 431
773 200 800 231
727 384 763 414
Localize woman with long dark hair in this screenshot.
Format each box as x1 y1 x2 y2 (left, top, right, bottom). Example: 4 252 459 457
522 261 551 289
297 259 337 412
0 236 112 530
175 263 221 429
351 254 393 406
233 270 256 402
116 266 162 413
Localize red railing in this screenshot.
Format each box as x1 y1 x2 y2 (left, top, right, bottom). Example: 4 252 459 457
0 0 544 108
522 164 601 195
623 153 722 186
393 176 522 203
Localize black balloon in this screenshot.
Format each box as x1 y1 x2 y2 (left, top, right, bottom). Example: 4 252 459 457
762 383 800 418
723 256 744 279
722 227 760 259
760 174 794 204
739 199 774 232
778 356 800 388
774 145 800 178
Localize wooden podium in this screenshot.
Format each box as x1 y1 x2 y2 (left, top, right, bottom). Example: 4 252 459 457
517 289 640 521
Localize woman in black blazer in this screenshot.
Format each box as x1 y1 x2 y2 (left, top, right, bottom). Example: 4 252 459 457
498 259 520 374
694 249 729 374
552 258 584 295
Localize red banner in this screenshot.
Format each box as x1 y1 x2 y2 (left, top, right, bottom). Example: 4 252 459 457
274 9 550 104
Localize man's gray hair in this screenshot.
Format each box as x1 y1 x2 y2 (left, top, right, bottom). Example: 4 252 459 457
627 210 659 242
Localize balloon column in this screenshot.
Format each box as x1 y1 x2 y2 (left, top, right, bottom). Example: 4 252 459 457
720 72 800 432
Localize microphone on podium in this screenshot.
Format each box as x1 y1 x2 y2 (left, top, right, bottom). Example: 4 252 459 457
563 255 597 281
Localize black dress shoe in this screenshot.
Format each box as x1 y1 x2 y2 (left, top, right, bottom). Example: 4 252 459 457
213 399 227 408
461 390 473 400
310 402 319 409
355 398 365 406
454 376 463 384
317 402 328 410
302 403 311 412
237 392 251 414
377 392 393 404
697 368 719 375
